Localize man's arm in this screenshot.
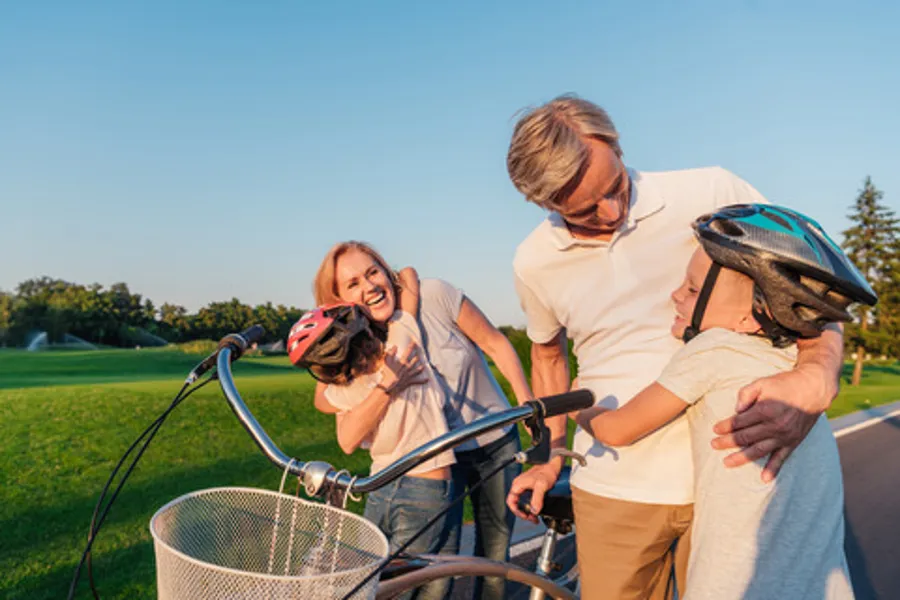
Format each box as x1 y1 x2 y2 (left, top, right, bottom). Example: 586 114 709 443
506 330 570 522
712 324 844 481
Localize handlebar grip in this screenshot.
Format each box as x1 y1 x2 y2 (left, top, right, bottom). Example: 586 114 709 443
218 325 265 355
239 324 265 347
534 389 595 418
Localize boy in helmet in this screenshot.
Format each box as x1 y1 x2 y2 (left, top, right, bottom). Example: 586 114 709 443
574 204 875 600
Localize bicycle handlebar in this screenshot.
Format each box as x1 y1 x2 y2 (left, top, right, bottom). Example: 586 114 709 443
216 338 594 497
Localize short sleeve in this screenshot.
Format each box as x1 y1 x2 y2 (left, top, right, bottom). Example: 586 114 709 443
713 167 771 210
655 330 734 404
514 272 562 344
387 310 421 350
419 278 464 323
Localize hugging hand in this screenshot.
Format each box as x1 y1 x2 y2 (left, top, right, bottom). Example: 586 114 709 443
381 342 428 393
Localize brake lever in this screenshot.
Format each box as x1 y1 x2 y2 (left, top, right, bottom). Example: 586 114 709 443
550 448 586 467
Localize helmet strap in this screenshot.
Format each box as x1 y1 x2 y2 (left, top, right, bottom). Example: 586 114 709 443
750 285 797 348
682 262 722 343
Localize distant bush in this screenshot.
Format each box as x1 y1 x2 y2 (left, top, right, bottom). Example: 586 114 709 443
172 339 219 355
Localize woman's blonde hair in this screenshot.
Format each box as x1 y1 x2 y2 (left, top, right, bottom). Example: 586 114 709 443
506 94 622 210
313 240 400 308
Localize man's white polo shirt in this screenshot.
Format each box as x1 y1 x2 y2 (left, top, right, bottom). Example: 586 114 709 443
513 166 769 505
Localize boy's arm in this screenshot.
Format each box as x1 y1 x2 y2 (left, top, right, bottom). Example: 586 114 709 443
576 383 688 447
397 267 420 318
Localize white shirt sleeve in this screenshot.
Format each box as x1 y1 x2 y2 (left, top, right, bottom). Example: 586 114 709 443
514 272 563 344
420 278 464 322
655 329 733 404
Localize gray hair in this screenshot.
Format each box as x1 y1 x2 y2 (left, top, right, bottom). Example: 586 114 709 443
506 94 622 209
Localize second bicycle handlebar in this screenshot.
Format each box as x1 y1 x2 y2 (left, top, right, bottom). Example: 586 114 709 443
216 342 594 496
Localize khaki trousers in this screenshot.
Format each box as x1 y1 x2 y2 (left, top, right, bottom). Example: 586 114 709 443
572 487 693 600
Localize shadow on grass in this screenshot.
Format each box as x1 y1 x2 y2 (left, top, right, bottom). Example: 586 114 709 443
2 440 346 557
8 541 157 600
840 362 900 382
1 439 357 599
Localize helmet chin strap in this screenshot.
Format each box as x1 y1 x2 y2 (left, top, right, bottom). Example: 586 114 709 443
682 262 722 343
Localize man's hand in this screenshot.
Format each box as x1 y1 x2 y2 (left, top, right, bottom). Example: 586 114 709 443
712 363 837 482
506 462 562 524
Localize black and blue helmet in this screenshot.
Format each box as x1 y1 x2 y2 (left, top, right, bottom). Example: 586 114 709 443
685 203 877 345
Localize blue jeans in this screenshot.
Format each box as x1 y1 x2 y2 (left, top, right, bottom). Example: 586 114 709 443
446 427 522 600
364 476 456 600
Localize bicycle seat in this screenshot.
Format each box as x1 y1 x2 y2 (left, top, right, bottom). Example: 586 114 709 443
516 466 574 523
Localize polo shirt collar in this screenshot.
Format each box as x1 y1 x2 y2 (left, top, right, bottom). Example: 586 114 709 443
547 168 666 249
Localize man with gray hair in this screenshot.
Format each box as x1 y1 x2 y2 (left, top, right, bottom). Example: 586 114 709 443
504 94 845 599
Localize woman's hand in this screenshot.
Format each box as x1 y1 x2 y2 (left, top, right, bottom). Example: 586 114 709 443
380 342 428 393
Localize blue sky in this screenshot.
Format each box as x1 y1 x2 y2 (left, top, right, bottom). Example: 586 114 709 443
2 1 898 327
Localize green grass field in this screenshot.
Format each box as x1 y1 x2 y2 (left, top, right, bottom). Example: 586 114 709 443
2 348 898 599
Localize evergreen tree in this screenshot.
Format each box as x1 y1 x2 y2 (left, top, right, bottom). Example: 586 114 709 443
842 176 898 385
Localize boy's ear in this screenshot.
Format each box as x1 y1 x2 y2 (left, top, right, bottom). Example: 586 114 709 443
735 313 763 334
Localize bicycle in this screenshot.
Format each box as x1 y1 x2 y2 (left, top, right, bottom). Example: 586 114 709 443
69 326 592 599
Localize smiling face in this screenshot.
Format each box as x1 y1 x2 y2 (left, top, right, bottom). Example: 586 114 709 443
670 247 759 339
333 248 397 323
554 138 631 238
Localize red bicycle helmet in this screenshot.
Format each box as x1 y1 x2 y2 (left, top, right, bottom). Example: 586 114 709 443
287 303 383 370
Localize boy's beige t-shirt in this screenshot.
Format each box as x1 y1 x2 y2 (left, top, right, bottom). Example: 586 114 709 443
324 310 456 476
657 328 853 600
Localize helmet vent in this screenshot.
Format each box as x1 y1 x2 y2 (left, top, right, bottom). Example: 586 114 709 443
760 210 793 231
793 304 822 325
711 219 745 237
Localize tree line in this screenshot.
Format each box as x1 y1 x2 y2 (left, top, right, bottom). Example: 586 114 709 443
0 279 306 349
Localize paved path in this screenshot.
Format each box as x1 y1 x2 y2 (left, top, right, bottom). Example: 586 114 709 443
835 401 900 600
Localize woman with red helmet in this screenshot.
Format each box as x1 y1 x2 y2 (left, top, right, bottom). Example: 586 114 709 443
289 266 457 600
307 241 534 600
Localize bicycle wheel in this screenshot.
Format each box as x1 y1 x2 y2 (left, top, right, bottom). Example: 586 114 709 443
374 555 577 600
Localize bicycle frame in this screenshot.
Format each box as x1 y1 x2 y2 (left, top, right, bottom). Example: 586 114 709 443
216 346 590 501
213 340 590 599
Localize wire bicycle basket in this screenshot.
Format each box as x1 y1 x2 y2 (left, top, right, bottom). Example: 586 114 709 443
150 487 389 599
